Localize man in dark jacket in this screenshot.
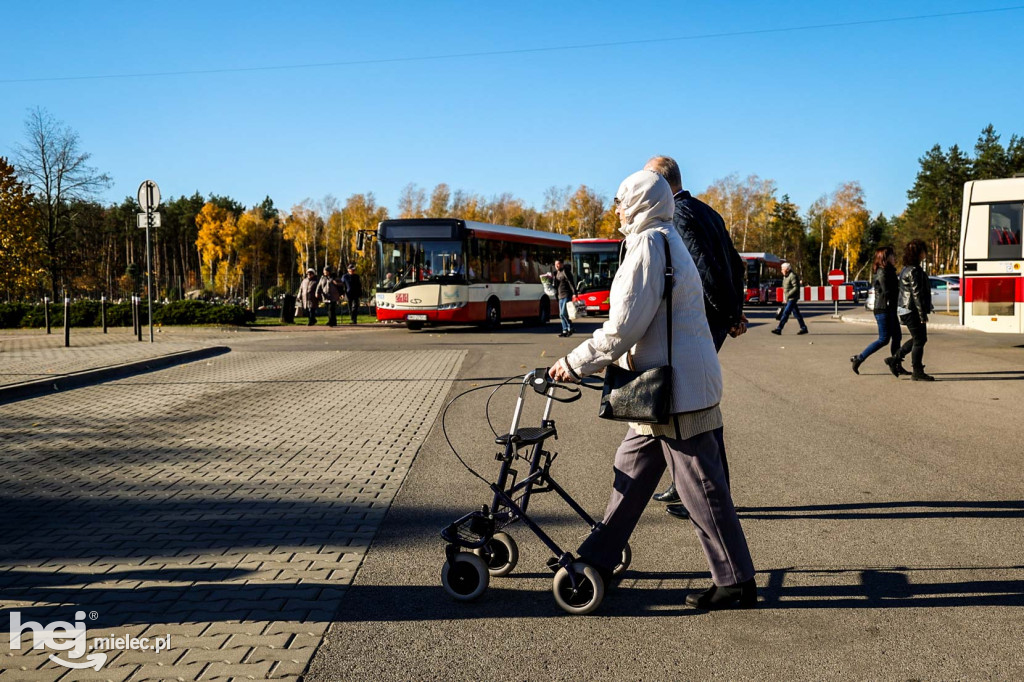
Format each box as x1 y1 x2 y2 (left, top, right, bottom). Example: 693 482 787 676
645 156 748 514
341 264 363 324
772 263 808 335
548 260 577 337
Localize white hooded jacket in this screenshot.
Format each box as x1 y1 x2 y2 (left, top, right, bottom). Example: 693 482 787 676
566 170 723 415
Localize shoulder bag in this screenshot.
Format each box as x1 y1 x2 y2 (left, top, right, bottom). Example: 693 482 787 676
598 231 674 424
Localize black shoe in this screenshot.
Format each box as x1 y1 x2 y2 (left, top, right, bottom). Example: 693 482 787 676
884 356 901 378
797 328 808 335
685 578 758 610
850 355 863 375
566 331 573 337
771 328 782 335
912 368 935 381
653 484 680 503
665 504 690 520
898 364 912 376
558 331 568 337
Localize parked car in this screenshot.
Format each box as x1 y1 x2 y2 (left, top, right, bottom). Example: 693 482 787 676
843 280 870 304
930 276 960 312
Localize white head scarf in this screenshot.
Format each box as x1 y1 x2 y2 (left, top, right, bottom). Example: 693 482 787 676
614 170 675 236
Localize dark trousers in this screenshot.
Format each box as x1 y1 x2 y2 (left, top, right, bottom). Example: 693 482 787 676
777 299 806 331
578 428 754 585
326 301 337 326
897 315 928 371
857 310 901 360
306 305 317 326
347 298 359 324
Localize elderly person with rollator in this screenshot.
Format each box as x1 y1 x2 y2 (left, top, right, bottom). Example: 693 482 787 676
550 170 757 610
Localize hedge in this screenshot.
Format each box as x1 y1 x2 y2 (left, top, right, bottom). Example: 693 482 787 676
0 300 255 329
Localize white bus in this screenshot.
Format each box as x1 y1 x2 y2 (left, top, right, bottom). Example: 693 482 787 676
960 178 1024 333
374 218 571 330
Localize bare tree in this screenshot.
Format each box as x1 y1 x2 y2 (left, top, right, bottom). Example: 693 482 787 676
14 107 111 298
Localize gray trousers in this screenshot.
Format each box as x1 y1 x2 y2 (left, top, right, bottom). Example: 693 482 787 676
578 428 754 586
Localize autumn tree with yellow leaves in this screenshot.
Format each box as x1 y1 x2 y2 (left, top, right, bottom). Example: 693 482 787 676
195 202 240 295
0 157 43 300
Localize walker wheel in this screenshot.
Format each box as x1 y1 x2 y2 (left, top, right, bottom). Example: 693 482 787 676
474 531 519 577
552 562 605 615
612 543 631 578
441 552 489 601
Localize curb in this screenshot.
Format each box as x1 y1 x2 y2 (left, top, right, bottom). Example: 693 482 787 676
839 314 966 331
0 346 231 405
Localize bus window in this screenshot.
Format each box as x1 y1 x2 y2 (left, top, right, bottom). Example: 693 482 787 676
989 203 1022 259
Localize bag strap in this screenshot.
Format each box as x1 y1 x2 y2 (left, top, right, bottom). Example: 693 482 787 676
658 231 673 368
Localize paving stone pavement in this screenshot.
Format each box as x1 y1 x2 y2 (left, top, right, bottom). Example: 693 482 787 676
0 329 244 388
0 347 465 681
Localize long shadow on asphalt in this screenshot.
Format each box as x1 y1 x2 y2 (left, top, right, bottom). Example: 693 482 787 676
737 500 1024 520
321 564 1024 620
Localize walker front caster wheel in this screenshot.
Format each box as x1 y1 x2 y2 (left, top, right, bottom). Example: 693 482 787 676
474 531 519 577
441 552 489 601
612 543 631 578
552 562 605 615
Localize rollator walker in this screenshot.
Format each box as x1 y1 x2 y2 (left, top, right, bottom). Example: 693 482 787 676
439 368 629 615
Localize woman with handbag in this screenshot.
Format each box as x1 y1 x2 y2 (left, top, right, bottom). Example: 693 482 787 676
550 169 756 610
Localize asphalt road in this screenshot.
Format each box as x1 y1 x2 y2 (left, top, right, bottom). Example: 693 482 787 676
306 304 1024 681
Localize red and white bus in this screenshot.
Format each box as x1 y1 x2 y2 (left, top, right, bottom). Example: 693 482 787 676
739 252 784 305
959 178 1024 333
571 238 622 315
374 218 571 330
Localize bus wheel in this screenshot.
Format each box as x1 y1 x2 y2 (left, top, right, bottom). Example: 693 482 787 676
406 320 424 331
484 300 500 330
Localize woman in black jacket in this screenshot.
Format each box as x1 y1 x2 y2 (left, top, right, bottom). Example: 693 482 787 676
850 246 902 374
887 239 935 381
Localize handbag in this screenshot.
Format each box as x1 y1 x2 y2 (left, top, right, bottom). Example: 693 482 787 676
598 231 674 424
567 299 578 321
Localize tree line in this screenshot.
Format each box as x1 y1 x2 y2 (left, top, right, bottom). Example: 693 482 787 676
3 107 1023 304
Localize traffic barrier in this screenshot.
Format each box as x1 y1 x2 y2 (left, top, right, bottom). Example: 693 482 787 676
775 285 854 302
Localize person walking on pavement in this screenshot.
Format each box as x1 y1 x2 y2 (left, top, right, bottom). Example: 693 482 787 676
888 239 935 381
549 169 757 610
772 262 808 335
318 266 342 327
549 259 577 337
851 246 902 374
644 156 748 516
341 264 363 325
296 268 321 326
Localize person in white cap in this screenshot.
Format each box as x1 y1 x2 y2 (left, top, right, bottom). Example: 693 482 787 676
550 169 756 610
296 268 321 326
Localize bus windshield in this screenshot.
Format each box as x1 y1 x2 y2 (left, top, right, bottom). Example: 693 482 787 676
573 250 619 294
378 239 465 290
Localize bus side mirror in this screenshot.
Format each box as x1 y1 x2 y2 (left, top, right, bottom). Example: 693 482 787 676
356 232 365 251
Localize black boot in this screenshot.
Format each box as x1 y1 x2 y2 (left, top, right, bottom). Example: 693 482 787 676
653 483 680 503
884 356 901 378
912 366 935 381
850 355 863 375
685 578 758 610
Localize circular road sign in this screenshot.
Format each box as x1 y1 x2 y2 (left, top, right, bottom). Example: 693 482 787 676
137 180 161 212
828 269 845 284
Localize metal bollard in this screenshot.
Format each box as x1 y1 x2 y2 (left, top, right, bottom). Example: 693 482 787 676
136 297 143 342
64 297 70 347
131 296 138 337
44 297 51 334
101 295 107 333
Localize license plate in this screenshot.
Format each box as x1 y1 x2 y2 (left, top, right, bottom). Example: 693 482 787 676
407 314 427 321
586 306 600 311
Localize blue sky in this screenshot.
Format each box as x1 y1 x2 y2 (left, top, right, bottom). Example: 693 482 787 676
2 1 1021 219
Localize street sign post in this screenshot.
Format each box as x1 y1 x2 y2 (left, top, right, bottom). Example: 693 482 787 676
828 269 845 317
137 180 161 343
